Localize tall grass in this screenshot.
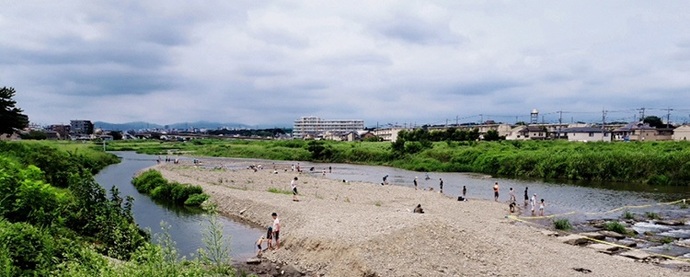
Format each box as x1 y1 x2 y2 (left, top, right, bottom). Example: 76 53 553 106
110 139 690 185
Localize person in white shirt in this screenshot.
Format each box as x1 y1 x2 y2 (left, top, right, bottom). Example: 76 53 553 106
291 177 299 201
272 212 281 250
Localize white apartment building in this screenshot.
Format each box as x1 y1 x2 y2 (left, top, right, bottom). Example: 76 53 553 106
293 116 364 139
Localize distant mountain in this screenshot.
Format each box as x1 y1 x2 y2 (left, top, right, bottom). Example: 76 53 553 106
94 121 162 131
93 121 255 131
166 121 252 130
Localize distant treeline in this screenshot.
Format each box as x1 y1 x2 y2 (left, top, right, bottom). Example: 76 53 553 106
106 139 690 186
207 128 289 137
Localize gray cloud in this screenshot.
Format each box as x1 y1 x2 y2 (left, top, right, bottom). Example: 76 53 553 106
2 1 690 127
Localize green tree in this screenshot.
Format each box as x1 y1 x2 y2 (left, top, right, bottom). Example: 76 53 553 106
0 87 29 136
108 131 123 140
642 115 665 128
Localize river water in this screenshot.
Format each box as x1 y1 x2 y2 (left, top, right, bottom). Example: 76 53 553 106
96 152 690 260
94 151 262 260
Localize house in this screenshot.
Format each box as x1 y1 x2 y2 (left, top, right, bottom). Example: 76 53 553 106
611 123 671 141
673 125 690 141
505 125 548 140
560 127 611 142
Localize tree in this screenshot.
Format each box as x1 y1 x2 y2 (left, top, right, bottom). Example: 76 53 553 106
108 131 123 140
0 87 29 135
642 116 665 128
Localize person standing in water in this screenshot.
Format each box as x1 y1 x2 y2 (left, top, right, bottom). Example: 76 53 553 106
462 185 467 198
439 178 444 193
493 182 500 202
413 177 418 190
524 187 529 206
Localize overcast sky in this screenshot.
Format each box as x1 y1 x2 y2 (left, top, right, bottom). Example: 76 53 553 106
3 1 690 127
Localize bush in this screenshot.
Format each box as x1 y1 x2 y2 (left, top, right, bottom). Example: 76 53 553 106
645 212 661 220
184 194 209 206
604 221 629 235
0 220 54 274
132 170 167 193
267 187 292 195
623 211 635 220
553 218 572 230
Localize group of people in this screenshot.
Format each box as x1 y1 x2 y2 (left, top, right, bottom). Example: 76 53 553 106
256 212 281 257
502 184 545 216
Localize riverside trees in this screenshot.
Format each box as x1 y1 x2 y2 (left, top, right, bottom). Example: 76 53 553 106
0 86 29 136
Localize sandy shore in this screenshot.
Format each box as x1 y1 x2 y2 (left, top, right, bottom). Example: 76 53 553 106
152 160 687 277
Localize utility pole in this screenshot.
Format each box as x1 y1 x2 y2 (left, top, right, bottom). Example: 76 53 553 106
602 109 607 130
638 107 646 121
665 108 673 128
480 114 483 124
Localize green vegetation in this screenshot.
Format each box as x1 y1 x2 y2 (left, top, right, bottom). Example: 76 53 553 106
132 170 209 207
645 212 661 220
604 221 630 235
109 139 690 185
553 218 572 230
0 141 146 275
0 86 29 136
623 211 635 220
267 187 292 195
0 141 248 276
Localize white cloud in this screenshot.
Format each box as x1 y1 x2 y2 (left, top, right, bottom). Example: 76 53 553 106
2 0 690 127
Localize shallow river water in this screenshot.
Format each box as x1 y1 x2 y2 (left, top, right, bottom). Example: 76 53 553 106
94 151 262 260
97 152 690 260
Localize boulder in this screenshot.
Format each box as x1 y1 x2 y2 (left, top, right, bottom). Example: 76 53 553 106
618 250 653 260
557 234 590 245
246 258 262 265
586 243 618 254
578 232 606 240
599 230 626 239
656 220 685 226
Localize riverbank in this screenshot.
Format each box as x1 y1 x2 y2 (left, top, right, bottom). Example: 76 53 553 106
154 160 688 276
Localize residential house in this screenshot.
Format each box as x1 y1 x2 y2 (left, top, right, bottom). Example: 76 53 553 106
673 125 690 141
505 125 548 140
560 127 611 142
612 123 671 141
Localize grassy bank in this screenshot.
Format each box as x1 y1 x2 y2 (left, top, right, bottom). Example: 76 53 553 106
0 141 240 276
107 139 690 185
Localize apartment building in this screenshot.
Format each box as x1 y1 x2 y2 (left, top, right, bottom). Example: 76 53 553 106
70 120 94 135
293 116 364 139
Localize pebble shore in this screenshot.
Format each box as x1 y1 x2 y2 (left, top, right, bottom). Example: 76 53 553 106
152 160 687 277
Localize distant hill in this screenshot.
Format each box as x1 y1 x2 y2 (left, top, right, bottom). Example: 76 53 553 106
94 121 162 131
94 121 257 131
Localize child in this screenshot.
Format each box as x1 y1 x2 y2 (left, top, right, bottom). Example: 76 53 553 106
256 236 265 257
539 199 546 216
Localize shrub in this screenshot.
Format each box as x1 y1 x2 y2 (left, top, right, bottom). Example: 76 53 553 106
645 212 661 220
132 170 168 193
184 194 209 206
0 220 54 274
623 211 635 220
267 187 292 194
554 218 572 230
604 221 629 235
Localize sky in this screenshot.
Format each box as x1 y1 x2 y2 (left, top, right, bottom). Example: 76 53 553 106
2 1 690 128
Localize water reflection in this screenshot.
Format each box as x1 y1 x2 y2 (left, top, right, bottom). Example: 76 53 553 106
95 151 262 260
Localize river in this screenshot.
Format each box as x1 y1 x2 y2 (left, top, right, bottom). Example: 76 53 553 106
97 152 690 260
94 151 262 260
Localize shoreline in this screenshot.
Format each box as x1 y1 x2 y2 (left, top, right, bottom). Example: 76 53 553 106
153 159 688 277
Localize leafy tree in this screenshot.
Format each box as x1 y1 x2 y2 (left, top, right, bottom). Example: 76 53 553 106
0 86 29 135
484 129 501 141
108 131 123 140
19 130 47 140
642 115 665 128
